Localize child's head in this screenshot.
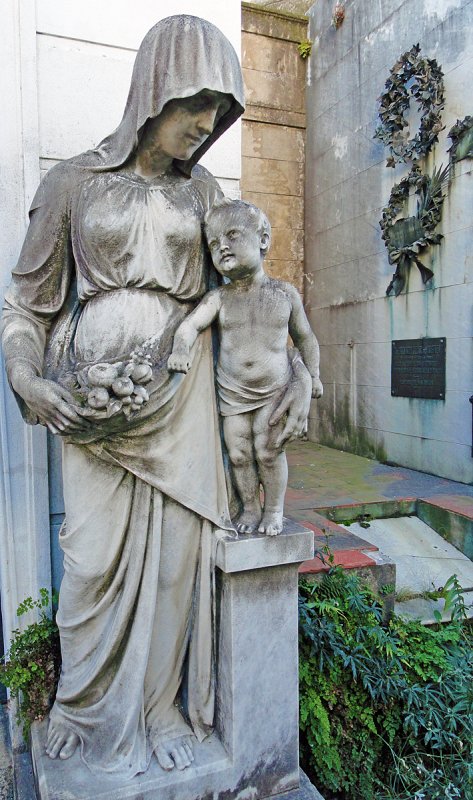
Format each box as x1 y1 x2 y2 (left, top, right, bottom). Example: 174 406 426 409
204 199 271 278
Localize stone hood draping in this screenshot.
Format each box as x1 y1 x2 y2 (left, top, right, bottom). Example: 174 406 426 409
30 14 245 211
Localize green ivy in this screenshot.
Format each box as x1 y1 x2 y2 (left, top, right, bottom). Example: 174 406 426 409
0 590 60 738
299 565 473 800
298 40 312 59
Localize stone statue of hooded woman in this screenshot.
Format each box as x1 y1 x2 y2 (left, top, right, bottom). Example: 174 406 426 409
2 14 312 780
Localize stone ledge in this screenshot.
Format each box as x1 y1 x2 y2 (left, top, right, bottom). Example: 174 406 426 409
215 519 314 573
31 723 231 800
242 4 308 41
270 770 324 800
243 104 306 129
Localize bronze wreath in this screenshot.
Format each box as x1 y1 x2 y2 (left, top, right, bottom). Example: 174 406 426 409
374 44 445 167
448 115 473 163
380 163 450 296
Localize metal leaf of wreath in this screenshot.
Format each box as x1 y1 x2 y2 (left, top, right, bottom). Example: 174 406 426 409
380 163 450 296
374 43 445 167
448 115 473 163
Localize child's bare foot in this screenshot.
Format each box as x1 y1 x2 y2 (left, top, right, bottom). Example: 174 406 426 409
235 507 261 534
46 720 80 760
258 511 283 536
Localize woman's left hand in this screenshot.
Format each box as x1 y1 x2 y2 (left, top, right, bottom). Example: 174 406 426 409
268 359 312 449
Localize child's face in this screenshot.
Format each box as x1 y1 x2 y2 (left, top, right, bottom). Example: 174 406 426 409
206 211 268 279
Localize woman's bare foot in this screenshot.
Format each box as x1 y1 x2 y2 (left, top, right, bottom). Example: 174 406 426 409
155 734 195 771
45 720 80 760
235 506 261 534
258 511 283 536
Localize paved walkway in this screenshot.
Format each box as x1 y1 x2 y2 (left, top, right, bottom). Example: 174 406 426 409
285 441 473 513
286 441 473 622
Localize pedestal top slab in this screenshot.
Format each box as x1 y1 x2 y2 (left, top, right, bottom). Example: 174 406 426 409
215 518 314 573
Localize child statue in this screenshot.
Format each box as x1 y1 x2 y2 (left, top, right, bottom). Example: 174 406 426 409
168 199 323 536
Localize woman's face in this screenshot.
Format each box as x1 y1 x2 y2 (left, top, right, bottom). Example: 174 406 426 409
141 90 232 162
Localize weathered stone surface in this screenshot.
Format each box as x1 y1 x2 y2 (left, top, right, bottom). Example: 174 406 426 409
243 156 304 195
13 751 37 800
243 120 305 163
265 258 304 292
242 31 303 77
273 770 324 799
242 191 304 229
216 519 314 571
242 4 308 41
0 709 13 800
270 228 304 260
32 523 315 800
417 499 473 560
244 104 306 128
243 66 305 114
305 0 473 482
241 4 306 295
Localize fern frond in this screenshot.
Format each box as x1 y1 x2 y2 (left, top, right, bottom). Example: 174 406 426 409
417 163 450 218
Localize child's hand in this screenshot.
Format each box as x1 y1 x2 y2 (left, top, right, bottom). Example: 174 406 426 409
312 377 323 399
167 352 192 373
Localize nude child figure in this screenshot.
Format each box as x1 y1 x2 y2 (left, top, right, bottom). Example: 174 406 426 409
168 199 323 535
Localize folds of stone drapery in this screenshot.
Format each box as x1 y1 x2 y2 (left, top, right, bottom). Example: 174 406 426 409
49 332 232 778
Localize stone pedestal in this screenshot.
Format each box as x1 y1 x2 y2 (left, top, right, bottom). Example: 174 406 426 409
31 519 320 800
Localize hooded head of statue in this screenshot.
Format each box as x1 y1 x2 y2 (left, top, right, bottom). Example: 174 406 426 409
75 14 245 176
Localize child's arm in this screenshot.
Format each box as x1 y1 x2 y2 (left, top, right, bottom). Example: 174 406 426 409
168 290 222 373
286 286 323 398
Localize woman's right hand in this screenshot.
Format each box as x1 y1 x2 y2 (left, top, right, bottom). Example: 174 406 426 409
15 375 90 435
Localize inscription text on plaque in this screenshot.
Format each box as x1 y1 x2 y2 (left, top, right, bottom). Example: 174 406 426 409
391 338 446 399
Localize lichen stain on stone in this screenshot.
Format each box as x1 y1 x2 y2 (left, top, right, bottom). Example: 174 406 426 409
331 134 348 159
215 754 298 800
234 787 258 800
319 391 387 464
424 0 463 20
365 21 394 46
330 297 363 309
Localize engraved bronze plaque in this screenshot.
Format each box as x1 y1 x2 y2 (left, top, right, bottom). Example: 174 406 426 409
391 338 446 399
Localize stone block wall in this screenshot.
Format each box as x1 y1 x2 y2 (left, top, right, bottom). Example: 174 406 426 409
241 3 307 292
305 0 473 484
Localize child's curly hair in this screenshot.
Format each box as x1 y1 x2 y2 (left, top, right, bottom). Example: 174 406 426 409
204 198 271 252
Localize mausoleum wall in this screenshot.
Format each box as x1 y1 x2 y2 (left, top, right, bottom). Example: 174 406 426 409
241 3 307 293
305 0 473 484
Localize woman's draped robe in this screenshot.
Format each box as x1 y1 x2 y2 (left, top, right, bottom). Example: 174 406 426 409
2 164 234 778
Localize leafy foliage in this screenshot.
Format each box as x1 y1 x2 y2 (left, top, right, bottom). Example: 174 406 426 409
379 162 450 296
299 565 473 800
298 40 312 60
447 115 473 163
0 590 60 738
374 43 445 167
